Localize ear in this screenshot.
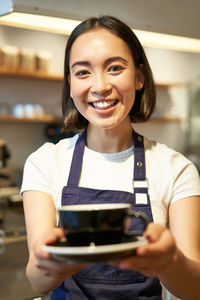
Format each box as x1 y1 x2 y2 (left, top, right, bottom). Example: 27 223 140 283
135 64 144 91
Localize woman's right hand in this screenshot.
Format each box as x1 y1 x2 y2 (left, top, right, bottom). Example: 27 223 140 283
32 227 88 280
23 191 89 294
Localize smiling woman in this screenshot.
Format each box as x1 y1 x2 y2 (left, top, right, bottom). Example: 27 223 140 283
21 15 200 300
62 16 155 132
68 28 142 133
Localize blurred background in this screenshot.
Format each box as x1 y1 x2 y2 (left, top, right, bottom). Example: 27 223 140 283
0 1 199 299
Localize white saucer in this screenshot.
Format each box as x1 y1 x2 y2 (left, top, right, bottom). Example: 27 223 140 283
42 236 148 263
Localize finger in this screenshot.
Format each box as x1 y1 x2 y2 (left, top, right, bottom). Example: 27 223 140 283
36 228 66 260
137 229 175 257
36 257 89 278
44 227 66 245
118 253 173 272
35 257 56 270
143 223 165 242
35 244 51 259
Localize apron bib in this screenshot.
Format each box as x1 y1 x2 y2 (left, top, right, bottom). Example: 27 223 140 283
51 130 162 300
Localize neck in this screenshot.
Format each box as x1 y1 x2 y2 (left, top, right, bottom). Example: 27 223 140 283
86 121 134 153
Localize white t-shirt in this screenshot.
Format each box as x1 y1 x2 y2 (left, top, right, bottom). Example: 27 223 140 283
21 133 200 227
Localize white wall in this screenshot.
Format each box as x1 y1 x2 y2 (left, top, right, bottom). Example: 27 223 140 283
135 47 200 154
145 47 200 83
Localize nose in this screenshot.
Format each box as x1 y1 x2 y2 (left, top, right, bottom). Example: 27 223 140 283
91 72 112 96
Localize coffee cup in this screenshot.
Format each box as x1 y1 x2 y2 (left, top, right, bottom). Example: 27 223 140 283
58 203 148 246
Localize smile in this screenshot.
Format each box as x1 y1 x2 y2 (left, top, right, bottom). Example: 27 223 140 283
90 100 118 110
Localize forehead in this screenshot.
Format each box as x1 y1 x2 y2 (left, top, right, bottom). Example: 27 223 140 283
69 28 132 62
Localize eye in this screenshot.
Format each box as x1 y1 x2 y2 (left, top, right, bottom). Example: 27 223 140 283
108 65 125 74
75 70 90 78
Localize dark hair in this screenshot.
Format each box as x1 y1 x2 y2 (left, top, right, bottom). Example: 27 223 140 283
62 15 156 131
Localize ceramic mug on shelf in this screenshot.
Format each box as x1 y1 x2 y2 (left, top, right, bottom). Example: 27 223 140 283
58 203 148 246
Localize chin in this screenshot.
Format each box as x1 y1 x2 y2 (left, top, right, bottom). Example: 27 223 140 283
93 120 123 131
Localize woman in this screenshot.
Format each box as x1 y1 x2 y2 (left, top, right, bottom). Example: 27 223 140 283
21 16 200 299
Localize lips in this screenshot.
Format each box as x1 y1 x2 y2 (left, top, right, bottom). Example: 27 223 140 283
90 100 118 110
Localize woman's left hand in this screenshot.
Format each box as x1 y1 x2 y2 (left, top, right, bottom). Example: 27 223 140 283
111 223 179 278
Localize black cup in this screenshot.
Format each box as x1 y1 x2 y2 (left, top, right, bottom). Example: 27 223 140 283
58 203 148 246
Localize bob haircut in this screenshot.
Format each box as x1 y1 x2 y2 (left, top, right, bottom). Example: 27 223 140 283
62 15 156 131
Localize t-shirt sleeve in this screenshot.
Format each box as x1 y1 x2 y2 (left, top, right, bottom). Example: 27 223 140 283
171 152 200 203
20 143 53 196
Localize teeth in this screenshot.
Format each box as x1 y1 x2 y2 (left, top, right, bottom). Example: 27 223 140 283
92 100 117 109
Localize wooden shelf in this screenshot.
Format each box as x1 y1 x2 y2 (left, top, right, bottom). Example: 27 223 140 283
0 70 187 125
0 115 185 124
156 81 187 87
149 116 186 123
0 115 61 123
0 69 62 81
0 69 187 86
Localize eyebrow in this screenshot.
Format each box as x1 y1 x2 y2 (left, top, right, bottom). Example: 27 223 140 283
71 56 128 69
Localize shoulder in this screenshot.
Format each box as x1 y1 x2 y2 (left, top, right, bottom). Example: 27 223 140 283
143 136 192 167
143 136 200 202
143 135 200 183
26 134 79 164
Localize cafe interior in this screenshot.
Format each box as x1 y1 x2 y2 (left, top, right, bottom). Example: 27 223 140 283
0 0 200 299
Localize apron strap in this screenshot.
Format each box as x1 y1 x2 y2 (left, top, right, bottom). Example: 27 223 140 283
133 131 146 181
133 131 149 205
67 129 148 194
67 129 86 187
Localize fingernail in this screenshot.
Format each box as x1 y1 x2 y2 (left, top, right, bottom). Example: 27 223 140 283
145 234 156 243
144 234 151 241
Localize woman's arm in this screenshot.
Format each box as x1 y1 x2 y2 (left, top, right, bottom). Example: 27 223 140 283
159 195 200 299
113 196 200 300
23 190 88 294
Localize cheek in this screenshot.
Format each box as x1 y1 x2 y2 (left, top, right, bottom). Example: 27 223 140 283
118 80 136 104
115 73 136 97
70 84 89 115
71 79 88 101
125 75 136 92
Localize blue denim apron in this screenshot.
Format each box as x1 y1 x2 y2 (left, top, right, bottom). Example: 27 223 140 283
51 130 162 299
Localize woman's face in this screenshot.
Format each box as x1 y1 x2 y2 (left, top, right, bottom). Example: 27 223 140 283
69 28 143 131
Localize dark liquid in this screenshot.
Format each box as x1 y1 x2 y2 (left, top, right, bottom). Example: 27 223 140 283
66 229 123 246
